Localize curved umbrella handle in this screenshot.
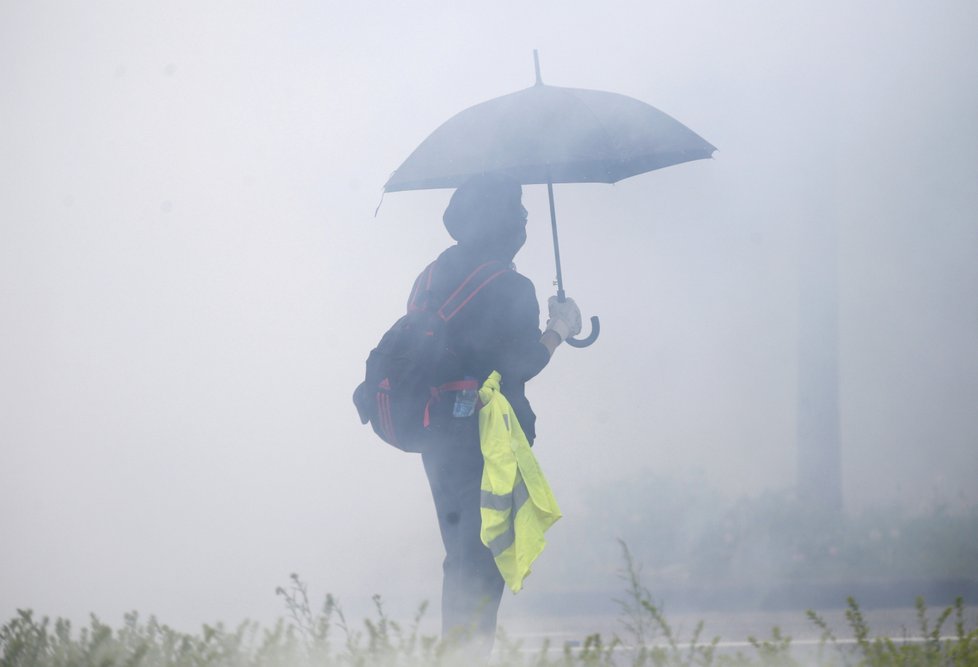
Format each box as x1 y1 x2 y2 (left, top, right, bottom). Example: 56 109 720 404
566 316 600 348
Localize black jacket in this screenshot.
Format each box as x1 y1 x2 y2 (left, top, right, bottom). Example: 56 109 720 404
414 244 551 443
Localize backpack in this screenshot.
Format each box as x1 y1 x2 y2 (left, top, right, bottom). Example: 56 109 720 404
353 259 510 452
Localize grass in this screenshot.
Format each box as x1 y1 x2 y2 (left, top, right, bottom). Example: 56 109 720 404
3 546 977 666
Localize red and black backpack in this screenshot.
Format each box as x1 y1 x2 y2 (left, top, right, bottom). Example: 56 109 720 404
353 259 510 452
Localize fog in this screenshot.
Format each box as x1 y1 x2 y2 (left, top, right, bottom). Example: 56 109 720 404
2 0 976 634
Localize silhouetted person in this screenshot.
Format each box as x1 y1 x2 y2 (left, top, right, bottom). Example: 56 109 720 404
412 173 581 660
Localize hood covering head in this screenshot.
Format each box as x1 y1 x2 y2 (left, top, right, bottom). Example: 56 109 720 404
443 174 526 256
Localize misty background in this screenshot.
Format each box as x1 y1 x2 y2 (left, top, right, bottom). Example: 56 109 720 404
2 1 976 632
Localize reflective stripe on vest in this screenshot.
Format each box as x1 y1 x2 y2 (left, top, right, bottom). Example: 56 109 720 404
480 476 530 513
482 475 531 557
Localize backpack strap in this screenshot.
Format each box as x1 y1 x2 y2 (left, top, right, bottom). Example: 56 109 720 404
407 261 437 312
422 378 481 428
414 260 509 428
437 261 510 322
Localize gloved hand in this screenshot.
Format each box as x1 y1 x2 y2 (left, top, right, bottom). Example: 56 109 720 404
545 295 583 343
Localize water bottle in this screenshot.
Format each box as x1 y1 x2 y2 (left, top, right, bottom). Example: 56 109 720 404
453 377 477 418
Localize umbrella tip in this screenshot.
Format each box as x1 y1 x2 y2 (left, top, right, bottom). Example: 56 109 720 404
533 49 543 86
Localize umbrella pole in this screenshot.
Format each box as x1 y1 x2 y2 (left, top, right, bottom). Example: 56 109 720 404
546 178 566 301
545 175 600 347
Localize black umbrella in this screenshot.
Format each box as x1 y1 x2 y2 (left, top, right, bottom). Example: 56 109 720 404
385 52 715 347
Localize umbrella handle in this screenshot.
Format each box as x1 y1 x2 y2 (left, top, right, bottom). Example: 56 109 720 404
566 316 600 348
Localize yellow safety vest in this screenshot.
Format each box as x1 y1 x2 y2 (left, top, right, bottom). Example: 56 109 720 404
478 371 561 593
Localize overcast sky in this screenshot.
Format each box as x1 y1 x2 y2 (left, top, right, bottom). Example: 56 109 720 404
2 0 976 633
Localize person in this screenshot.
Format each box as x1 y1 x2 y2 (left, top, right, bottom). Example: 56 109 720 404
412 173 582 659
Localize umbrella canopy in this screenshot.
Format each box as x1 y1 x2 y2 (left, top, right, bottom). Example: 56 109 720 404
385 83 716 192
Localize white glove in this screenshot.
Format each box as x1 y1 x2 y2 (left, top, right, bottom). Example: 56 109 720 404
545 295 583 342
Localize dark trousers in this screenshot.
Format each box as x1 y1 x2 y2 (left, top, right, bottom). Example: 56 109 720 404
421 418 504 656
